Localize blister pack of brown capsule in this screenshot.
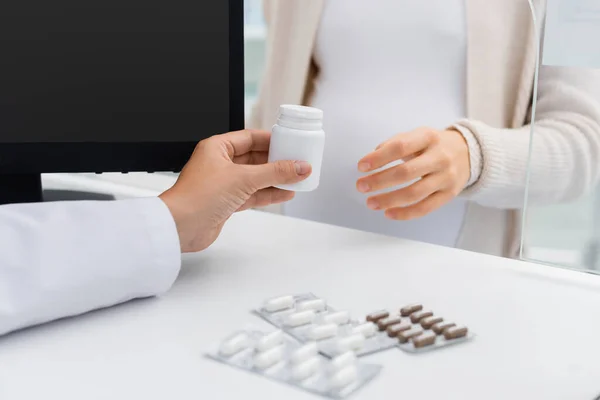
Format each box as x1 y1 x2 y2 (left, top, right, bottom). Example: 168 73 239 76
365 303 474 354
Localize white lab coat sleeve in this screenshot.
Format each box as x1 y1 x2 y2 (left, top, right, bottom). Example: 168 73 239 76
0 197 181 336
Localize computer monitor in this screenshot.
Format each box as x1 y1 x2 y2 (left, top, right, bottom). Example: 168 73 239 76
0 0 244 204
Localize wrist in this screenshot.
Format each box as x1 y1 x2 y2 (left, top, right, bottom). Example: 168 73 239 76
159 190 195 253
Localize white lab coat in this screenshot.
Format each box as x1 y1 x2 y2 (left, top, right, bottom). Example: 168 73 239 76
0 198 181 336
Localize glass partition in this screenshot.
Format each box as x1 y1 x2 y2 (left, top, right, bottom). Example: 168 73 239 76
521 0 600 272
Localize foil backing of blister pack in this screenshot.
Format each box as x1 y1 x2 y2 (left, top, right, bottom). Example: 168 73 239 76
206 330 382 399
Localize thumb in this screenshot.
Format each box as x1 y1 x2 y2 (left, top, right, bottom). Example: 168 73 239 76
249 160 312 190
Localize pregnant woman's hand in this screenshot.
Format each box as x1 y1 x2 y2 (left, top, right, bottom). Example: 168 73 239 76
356 127 470 220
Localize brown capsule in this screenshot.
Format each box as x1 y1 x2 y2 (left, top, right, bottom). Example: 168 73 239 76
366 310 390 323
432 321 456 335
377 316 402 331
400 304 423 317
421 316 444 329
412 331 436 348
386 321 411 337
444 326 468 340
410 310 433 324
398 327 424 344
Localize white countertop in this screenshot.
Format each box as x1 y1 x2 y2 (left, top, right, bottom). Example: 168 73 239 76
1 210 600 400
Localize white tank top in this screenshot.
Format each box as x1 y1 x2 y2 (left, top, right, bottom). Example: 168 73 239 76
283 0 469 247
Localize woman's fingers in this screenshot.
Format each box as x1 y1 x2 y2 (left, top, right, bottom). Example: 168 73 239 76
354 127 470 220
383 191 454 221
357 150 445 193
365 174 445 210
358 128 439 172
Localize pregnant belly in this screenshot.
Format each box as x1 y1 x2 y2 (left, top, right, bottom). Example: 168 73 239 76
282 91 469 247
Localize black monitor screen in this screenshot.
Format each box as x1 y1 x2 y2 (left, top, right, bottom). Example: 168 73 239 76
0 1 230 143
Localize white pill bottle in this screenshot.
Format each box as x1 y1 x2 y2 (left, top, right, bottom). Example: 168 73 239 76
268 105 325 192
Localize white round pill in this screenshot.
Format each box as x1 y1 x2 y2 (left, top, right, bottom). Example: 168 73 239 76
218 333 250 357
285 310 316 327
253 345 285 370
330 351 357 372
323 310 351 325
330 365 358 389
256 330 284 352
264 295 295 312
352 322 377 338
290 342 319 364
334 334 365 354
308 323 338 341
296 299 326 312
291 357 321 381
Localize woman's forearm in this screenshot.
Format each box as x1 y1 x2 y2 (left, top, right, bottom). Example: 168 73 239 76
457 66 600 209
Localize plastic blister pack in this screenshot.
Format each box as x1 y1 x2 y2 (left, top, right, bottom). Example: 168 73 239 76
206 329 382 399
315 321 398 358
397 320 474 354
254 294 337 328
365 304 475 354
254 294 398 358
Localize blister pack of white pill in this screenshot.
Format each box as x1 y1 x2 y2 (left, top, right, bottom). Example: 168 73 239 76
254 294 349 341
316 321 399 358
366 304 475 354
206 329 382 399
254 294 398 358
255 293 337 325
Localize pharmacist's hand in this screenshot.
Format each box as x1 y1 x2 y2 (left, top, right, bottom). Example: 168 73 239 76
356 127 470 220
159 129 312 253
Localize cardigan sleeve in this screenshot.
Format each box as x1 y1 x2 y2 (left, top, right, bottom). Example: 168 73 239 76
456 65 600 209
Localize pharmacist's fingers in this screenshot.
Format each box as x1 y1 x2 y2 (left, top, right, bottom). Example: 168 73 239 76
247 160 312 190
233 151 269 165
384 191 453 220
238 188 295 211
218 129 272 158
358 127 437 172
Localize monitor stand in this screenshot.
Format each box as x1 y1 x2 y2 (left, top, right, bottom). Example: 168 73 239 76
0 174 43 205
0 174 117 205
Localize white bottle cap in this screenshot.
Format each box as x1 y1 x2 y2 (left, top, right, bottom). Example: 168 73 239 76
277 105 323 130
279 104 323 120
